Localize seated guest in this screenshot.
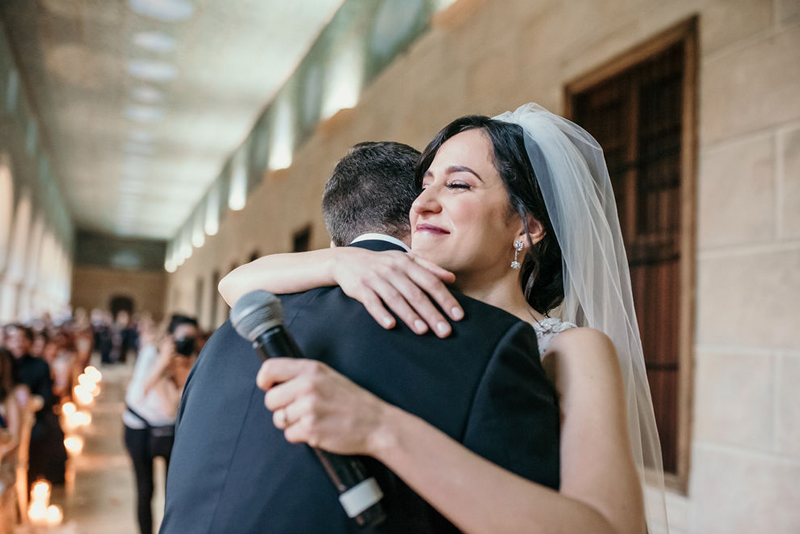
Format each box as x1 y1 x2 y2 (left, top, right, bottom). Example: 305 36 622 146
5 325 67 485
0 348 19 453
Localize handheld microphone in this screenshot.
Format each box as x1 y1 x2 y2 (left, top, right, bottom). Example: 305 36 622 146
231 290 386 529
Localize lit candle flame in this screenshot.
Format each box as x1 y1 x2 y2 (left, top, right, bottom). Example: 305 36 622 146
73 385 94 406
46 504 63 526
64 436 84 455
31 480 51 503
62 401 76 416
85 366 102 382
28 501 47 522
66 411 92 430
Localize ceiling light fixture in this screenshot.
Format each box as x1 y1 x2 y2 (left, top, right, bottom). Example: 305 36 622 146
125 105 166 123
132 31 178 53
129 0 195 22
204 185 219 236
119 186 145 196
130 85 164 104
321 38 363 120
121 170 148 181
127 60 178 82
124 142 156 155
228 153 247 211
268 97 293 171
128 129 154 143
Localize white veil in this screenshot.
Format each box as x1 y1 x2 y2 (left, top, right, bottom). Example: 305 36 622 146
494 103 668 530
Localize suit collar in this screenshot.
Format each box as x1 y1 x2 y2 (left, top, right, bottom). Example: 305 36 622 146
347 237 407 253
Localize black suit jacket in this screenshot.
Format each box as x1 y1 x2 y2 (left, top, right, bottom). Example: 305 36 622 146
161 240 559 534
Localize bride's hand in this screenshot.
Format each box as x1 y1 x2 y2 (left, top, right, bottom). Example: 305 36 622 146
257 358 393 456
333 248 463 338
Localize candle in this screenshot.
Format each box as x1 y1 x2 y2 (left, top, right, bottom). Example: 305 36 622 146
46 504 63 526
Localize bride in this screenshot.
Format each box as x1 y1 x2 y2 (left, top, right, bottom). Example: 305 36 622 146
219 104 666 534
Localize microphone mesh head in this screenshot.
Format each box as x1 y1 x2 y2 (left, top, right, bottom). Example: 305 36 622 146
230 290 285 342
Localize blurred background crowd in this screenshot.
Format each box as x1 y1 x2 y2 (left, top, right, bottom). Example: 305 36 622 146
0 309 204 532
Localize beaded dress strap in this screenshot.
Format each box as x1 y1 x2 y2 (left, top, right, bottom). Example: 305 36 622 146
532 317 578 359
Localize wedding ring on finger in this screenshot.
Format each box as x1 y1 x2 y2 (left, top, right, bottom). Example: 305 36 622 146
275 408 288 428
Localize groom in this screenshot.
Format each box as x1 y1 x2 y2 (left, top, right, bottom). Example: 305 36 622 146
160 142 559 534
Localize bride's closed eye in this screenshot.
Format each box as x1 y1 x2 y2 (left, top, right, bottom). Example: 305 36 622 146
446 181 471 190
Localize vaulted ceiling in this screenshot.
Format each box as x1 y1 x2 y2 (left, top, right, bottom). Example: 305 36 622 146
0 0 345 239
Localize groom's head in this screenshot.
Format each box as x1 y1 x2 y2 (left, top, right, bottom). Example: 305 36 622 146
322 141 420 247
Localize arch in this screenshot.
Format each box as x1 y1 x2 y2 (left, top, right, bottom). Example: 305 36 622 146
6 193 32 283
24 215 45 289
110 295 135 318
36 230 55 297
0 160 13 273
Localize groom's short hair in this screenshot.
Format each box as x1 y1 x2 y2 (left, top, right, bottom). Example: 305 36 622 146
323 141 420 246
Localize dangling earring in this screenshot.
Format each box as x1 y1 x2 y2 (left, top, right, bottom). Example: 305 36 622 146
511 240 523 270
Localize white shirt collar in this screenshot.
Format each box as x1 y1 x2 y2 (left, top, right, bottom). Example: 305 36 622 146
350 233 410 252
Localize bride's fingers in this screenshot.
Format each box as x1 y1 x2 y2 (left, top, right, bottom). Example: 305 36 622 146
257 358 322 391
412 255 457 284
388 275 451 338
405 264 463 323
264 376 309 411
350 287 397 330
273 394 312 430
283 416 317 447
273 408 289 429
369 278 428 335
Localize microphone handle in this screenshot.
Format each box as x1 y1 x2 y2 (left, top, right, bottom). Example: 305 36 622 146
253 326 386 528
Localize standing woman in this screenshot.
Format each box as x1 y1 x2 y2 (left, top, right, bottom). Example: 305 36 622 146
123 315 197 534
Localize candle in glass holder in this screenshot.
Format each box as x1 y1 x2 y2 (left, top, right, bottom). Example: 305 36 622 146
28 501 47 523
64 436 84 455
73 385 94 406
62 401 76 417
31 480 51 503
46 504 63 526
85 366 102 383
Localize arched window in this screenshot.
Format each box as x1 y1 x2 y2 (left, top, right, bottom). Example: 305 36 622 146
0 192 31 321
0 160 13 273
37 231 54 298
6 193 32 283
110 295 135 318
24 215 45 289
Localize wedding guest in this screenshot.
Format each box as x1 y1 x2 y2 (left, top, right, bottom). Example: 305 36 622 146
5 324 66 485
124 314 197 534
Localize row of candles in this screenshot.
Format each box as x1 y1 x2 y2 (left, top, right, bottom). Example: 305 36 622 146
27 365 103 527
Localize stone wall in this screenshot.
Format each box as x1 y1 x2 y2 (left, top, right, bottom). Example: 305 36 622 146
166 1 800 532
72 266 167 321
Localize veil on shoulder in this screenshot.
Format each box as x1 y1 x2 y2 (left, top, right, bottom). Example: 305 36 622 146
494 103 669 531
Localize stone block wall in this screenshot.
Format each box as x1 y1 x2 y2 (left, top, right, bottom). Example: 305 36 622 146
72 266 167 321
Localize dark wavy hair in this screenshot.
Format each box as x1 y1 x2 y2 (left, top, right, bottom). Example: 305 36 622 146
167 314 198 335
415 115 564 313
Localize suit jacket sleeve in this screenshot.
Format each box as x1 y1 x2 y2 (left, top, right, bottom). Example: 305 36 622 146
460 321 560 490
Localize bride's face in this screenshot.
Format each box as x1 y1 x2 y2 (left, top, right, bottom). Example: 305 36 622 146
410 129 522 281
